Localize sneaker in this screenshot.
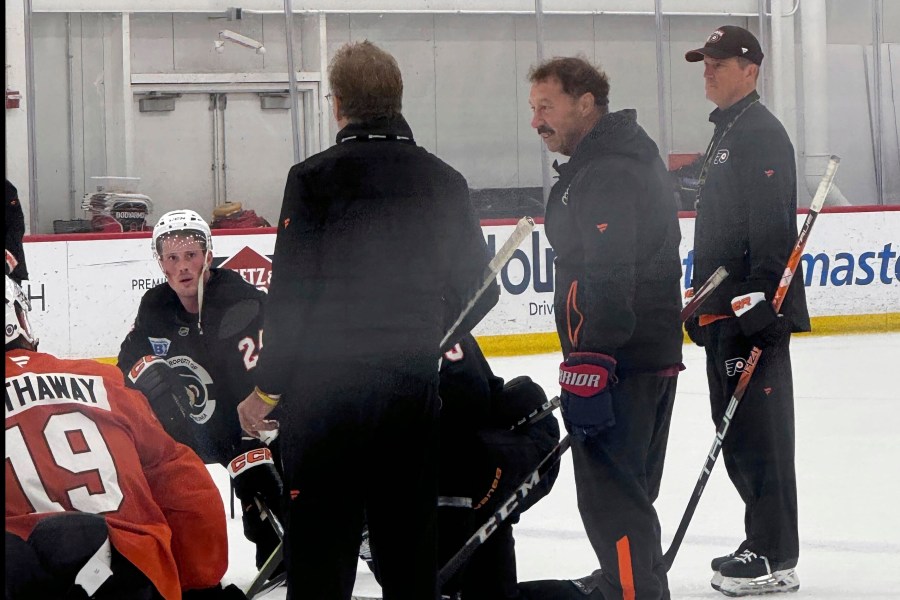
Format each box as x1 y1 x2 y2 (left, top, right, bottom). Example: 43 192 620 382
712 550 800 596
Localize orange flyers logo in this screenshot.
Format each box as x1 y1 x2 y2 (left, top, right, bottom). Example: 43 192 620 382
596 223 608 233
283 218 291 229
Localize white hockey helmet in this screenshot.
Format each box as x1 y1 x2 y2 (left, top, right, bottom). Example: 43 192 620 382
5 274 37 349
152 209 213 259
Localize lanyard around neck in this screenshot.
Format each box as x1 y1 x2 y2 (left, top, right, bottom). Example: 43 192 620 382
694 99 759 208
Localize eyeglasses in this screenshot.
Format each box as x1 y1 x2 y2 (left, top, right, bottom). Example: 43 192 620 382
325 93 334 103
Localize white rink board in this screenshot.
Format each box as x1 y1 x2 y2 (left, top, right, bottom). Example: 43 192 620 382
20 209 900 359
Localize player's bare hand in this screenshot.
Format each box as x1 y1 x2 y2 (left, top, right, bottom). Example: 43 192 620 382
237 390 278 439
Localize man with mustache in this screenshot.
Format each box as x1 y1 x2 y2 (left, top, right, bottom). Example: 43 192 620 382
526 57 683 600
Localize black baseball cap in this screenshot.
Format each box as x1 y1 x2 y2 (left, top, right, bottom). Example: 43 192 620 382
685 25 764 65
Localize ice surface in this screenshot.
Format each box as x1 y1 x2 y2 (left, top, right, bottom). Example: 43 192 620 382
214 332 900 599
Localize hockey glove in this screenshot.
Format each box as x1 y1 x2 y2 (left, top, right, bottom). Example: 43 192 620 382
558 353 617 440
684 316 706 347
229 439 284 564
731 292 791 348
128 355 194 418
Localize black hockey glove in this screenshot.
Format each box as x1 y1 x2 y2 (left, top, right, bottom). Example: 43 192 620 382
684 316 706 347
731 292 791 348
127 355 194 418
558 353 617 441
228 439 284 554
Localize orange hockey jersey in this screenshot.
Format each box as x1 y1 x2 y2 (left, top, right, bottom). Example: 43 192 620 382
5 349 228 600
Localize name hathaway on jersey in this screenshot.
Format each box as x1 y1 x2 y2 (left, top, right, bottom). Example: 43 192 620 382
5 373 111 417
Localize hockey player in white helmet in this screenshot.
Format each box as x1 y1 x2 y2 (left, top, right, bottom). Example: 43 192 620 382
118 210 284 578
5 260 247 600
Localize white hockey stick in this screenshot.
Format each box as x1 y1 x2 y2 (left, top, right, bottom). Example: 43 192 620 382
441 216 535 349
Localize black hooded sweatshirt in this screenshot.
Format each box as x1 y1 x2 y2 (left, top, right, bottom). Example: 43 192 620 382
545 109 683 374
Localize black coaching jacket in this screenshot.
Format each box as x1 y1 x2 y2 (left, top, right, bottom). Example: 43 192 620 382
545 109 683 374
255 115 497 395
691 91 810 331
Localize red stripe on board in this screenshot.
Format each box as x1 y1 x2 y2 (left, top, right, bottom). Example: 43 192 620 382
24 226 279 243
23 206 896 242
679 204 900 219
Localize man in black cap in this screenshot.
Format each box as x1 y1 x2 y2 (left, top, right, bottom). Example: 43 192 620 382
683 25 806 597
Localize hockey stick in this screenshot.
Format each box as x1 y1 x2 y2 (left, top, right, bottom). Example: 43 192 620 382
441 216 536 350
682 266 729 322
438 435 572 587
510 395 561 431
245 502 287 598
662 155 840 571
437 261 730 585
247 396 562 597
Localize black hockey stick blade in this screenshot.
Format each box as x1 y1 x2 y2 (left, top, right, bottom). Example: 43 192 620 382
438 435 572 586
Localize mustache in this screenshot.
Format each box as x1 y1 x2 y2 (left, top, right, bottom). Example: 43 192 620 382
537 125 555 136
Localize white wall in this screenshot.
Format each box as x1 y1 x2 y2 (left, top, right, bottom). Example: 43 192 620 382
12 2 900 233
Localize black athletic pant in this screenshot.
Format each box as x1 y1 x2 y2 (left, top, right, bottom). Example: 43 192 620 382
572 372 677 600
703 318 799 565
280 364 440 600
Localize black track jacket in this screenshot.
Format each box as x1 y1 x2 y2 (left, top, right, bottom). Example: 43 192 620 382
545 109 683 374
118 268 265 465
255 115 497 395
691 92 810 331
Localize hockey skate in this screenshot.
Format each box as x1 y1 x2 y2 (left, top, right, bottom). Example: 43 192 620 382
518 569 606 599
709 548 740 590
711 550 799 597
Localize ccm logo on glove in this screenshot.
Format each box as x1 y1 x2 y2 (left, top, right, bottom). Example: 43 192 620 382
228 448 274 477
128 355 162 382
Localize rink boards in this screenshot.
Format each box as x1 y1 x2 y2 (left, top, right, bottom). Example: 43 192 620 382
20 207 900 359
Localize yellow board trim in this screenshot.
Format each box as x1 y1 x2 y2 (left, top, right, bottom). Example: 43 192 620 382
90 313 899 363
475 313 900 357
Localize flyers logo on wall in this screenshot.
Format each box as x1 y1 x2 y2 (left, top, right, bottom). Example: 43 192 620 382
213 247 273 291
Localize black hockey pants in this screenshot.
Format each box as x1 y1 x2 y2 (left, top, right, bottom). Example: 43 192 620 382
572 372 677 600
279 363 441 600
703 318 799 565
